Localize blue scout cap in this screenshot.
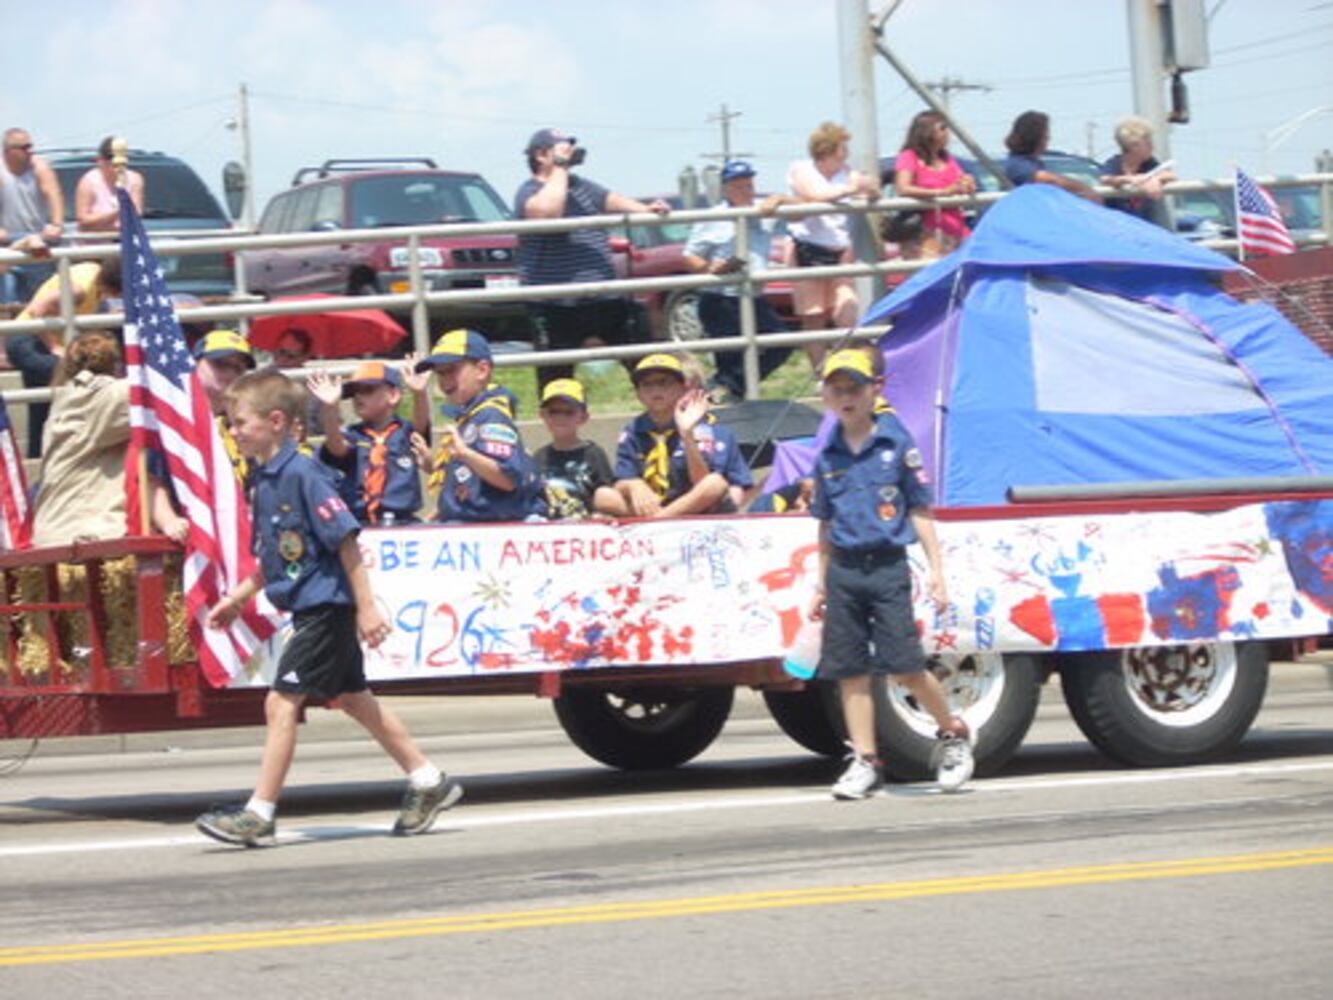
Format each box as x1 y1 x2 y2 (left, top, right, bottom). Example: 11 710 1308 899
192 329 255 368
415 328 493 370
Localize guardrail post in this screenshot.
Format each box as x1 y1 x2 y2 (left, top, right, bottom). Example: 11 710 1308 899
736 214 761 400
56 256 77 347
407 233 430 355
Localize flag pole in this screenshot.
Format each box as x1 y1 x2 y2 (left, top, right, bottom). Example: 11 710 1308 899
112 137 152 537
1232 166 1246 265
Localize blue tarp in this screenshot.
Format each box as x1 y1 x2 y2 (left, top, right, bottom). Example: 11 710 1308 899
777 185 1333 508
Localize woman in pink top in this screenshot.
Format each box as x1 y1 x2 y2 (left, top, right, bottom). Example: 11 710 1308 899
74 136 145 232
892 111 975 260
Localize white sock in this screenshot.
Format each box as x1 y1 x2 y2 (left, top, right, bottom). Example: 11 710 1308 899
408 763 442 790
246 796 276 821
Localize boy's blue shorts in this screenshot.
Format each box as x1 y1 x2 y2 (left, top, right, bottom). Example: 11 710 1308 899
273 604 368 700
817 547 927 680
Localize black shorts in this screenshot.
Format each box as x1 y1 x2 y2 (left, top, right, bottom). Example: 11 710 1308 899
817 547 927 680
272 604 368 700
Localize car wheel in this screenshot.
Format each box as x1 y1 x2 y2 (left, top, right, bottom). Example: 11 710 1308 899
763 682 845 757
664 290 704 342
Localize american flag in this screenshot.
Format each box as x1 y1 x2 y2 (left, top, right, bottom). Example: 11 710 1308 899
0 394 32 550
119 190 283 686
1234 168 1296 258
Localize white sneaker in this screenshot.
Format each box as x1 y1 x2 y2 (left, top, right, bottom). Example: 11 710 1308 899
832 751 882 800
934 724 975 793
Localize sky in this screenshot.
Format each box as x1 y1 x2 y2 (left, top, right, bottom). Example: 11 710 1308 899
3 0 1329 220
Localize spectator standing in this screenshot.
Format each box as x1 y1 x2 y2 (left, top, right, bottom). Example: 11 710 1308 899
8 257 123 457
807 347 974 800
74 136 145 233
514 128 669 390
30 333 129 546
682 160 793 402
785 122 879 369
1002 111 1101 203
891 111 976 261
534 378 627 520
196 369 461 847
614 353 752 518
1100 116 1176 226
0 127 65 301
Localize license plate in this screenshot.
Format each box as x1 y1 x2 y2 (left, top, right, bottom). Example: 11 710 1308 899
485 274 519 289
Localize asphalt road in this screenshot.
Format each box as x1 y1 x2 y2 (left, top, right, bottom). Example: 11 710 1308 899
1 662 1331 999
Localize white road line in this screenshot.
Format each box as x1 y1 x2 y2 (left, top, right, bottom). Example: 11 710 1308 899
1 758 1330 860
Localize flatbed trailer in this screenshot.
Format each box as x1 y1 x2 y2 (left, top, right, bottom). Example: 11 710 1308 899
3 488 1329 779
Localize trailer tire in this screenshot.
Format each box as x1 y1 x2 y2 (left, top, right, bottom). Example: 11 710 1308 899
1060 641 1268 767
665 290 704 342
552 685 734 770
763 683 845 757
873 653 1042 782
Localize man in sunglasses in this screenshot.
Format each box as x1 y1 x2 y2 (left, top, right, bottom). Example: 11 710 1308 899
1 127 64 301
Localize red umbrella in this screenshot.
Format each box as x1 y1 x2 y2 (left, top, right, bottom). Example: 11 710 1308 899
247 293 407 359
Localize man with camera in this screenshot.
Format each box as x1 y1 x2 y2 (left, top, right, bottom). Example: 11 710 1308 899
515 128 669 390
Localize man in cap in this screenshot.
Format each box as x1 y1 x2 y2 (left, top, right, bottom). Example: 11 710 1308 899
412 328 543 523
682 160 796 402
515 127 670 390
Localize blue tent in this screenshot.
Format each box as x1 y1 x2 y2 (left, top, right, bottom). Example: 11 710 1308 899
852 184 1333 507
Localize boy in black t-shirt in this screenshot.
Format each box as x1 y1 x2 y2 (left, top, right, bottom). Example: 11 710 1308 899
534 378 628 520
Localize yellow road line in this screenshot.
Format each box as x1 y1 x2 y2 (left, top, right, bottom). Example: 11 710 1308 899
3 846 1331 966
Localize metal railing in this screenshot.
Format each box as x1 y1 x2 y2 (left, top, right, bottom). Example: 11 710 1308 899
2 172 1330 412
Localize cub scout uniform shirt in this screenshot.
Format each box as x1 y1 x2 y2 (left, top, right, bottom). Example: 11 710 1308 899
320 418 423 525
811 412 932 552
252 440 360 611
433 386 541 522
614 413 753 502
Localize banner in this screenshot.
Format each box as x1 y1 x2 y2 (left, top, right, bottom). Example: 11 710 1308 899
232 499 1333 687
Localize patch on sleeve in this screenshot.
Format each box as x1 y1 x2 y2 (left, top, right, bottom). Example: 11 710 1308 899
903 448 923 469
479 440 514 459
316 496 349 522
478 423 519 446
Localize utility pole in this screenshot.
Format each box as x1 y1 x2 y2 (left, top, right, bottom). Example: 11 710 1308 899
1126 0 1171 160
922 76 992 112
701 103 752 165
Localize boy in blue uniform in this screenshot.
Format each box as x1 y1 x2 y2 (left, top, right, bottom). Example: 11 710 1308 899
614 353 752 517
196 369 462 847
412 328 543 523
309 358 431 525
808 347 974 800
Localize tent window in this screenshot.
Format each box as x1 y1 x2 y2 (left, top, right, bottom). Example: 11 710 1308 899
1028 278 1263 416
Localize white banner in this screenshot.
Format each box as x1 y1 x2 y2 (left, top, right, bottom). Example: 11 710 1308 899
232 499 1333 687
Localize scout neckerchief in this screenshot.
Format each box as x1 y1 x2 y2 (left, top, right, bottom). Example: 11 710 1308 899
427 387 514 495
641 412 721 499
361 419 402 525
216 414 253 489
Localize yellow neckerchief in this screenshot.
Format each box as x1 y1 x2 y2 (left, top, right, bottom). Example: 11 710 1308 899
874 397 894 415
641 412 718 499
427 388 515 495
216 413 250 487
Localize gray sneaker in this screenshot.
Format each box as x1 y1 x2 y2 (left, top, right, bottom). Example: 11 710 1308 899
392 775 464 836
831 751 882 800
196 806 276 847
934 722 976 793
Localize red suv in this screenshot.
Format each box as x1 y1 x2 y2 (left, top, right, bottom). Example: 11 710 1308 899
241 159 526 336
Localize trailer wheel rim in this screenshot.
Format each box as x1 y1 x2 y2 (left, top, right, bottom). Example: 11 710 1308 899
603 692 693 733
886 653 1006 739
1120 643 1238 727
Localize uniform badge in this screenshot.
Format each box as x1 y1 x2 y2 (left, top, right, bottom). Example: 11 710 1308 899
396 455 414 469
455 466 472 483
878 501 898 521
462 424 479 445
880 449 895 464
278 530 304 563
904 448 923 469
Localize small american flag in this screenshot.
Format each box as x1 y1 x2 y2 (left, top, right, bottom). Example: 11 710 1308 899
119 190 283 686
1234 168 1296 258
0 394 32 549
